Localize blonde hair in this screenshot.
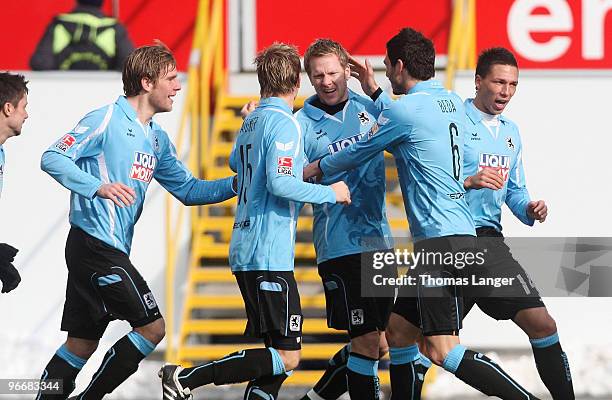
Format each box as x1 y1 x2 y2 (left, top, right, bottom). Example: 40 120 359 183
122 41 176 97
255 43 301 97
304 38 349 76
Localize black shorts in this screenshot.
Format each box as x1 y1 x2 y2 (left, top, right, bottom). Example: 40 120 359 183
318 252 395 338
463 228 545 320
234 270 302 350
61 227 162 340
394 236 474 336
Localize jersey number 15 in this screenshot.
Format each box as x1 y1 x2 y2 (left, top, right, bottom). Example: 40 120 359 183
237 144 252 205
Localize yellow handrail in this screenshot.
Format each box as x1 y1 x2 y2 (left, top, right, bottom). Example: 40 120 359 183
165 0 221 363
445 0 476 89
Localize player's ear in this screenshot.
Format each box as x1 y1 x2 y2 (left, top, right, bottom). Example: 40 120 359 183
1 102 13 117
395 59 405 76
475 74 482 92
141 77 154 93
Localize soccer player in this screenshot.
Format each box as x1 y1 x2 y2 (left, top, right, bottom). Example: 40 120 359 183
36 43 238 400
305 28 540 400
460 47 574 399
296 38 408 400
159 43 350 400
0 72 28 294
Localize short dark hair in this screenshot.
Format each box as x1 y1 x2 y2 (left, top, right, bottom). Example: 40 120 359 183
476 47 518 78
255 43 301 97
122 41 176 97
0 72 29 108
386 28 435 81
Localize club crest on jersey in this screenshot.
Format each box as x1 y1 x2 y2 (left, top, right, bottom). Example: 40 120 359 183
357 111 371 125
506 136 515 150
277 156 293 176
130 152 157 183
479 153 510 181
152 133 161 153
328 132 365 154
55 134 76 152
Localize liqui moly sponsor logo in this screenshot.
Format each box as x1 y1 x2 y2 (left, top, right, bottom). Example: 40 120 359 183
130 152 156 183
479 153 510 181
328 132 365 155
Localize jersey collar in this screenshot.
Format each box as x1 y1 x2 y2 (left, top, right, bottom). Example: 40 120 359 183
115 95 157 129
407 79 444 95
302 89 357 121
464 98 509 125
259 97 293 114
116 96 138 121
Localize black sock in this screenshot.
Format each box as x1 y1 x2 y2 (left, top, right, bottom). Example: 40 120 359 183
37 345 87 400
346 353 380 400
444 345 540 400
178 348 280 389
531 333 575 400
75 332 155 400
389 345 431 400
244 372 290 400
300 344 350 400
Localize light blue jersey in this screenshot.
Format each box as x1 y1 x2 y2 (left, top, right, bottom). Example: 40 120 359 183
320 80 475 241
297 90 393 263
463 99 533 231
0 145 5 199
229 97 336 272
41 96 236 255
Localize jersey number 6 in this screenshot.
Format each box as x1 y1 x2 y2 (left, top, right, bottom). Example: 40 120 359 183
449 122 461 181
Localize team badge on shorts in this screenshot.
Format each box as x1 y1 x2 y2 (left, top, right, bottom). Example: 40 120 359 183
289 314 301 332
143 292 157 309
351 309 364 325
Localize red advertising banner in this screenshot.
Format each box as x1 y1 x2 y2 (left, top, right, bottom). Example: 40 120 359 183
477 0 612 69
255 0 452 56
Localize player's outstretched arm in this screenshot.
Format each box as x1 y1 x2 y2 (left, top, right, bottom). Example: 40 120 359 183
319 105 404 177
153 133 236 206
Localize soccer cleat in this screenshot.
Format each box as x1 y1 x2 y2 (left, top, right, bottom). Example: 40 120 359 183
159 365 192 400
